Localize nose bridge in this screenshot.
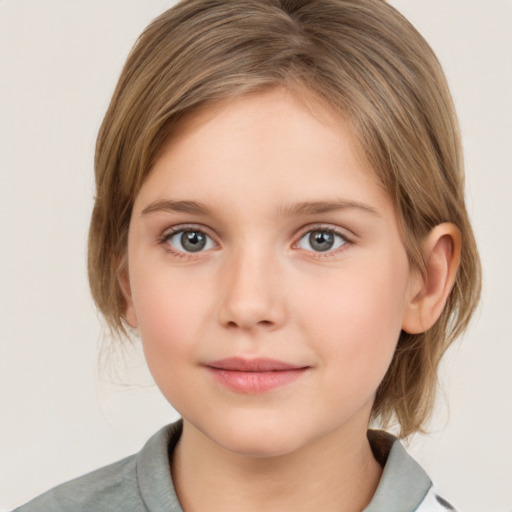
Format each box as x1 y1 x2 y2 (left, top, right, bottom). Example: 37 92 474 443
217 238 285 330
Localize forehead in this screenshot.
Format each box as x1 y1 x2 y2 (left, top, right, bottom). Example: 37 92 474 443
161 86 374 169
135 88 390 219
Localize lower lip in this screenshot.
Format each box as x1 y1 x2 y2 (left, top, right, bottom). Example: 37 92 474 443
206 368 308 393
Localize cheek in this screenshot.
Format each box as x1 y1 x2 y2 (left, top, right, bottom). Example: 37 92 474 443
130 278 208 412
130 267 210 372
297 256 409 381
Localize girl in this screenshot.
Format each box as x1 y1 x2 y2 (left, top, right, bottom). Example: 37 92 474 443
14 0 482 510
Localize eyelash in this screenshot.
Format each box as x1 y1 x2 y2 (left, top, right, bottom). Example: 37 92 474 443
158 224 353 259
159 225 217 260
295 226 352 257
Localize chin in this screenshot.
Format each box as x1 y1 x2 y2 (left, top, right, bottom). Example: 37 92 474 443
220 432 302 458
203 413 312 459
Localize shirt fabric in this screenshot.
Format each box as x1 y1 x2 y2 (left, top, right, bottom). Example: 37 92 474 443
14 420 457 512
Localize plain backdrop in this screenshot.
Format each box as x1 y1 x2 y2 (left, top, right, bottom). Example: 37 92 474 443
0 1 511 510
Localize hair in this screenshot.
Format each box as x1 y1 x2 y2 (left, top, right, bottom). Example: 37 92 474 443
88 0 481 437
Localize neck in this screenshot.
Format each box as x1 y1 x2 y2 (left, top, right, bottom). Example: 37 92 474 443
171 420 382 512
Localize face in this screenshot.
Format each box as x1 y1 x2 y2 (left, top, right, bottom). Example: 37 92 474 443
125 89 418 457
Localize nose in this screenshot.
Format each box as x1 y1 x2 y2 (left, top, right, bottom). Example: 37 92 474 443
217 244 286 331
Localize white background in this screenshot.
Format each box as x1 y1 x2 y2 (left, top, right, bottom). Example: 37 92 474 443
0 1 511 510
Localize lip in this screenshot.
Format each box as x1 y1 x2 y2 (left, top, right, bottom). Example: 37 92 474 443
204 357 309 394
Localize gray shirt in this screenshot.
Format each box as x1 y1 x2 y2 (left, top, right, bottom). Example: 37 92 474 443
13 420 456 512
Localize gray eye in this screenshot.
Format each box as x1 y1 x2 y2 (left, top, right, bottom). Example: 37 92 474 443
168 230 214 253
298 230 346 252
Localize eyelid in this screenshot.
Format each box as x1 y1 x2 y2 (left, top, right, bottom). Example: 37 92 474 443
157 222 355 257
292 224 355 254
295 223 355 242
159 223 219 255
160 222 217 238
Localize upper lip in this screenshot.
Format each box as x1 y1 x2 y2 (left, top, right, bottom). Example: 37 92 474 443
206 357 307 372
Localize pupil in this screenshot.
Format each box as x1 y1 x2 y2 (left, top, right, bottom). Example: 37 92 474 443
309 231 334 252
181 231 206 252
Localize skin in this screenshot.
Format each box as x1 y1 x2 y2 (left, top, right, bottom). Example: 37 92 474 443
123 88 459 511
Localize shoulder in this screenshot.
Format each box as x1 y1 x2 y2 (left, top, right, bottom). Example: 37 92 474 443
12 454 142 512
13 421 184 512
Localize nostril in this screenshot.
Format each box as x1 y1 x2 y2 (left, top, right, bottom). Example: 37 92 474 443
226 319 274 329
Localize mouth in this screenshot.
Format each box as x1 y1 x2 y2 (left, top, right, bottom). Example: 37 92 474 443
204 357 309 394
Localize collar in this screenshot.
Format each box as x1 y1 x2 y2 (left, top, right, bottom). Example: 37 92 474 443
136 421 184 511
135 421 432 512
364 430 432 511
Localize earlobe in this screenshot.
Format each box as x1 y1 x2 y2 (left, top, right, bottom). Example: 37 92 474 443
402 223 461 334
118 263 138 329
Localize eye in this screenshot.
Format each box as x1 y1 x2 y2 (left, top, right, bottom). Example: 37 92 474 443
297 229 347 253
165 229 215 253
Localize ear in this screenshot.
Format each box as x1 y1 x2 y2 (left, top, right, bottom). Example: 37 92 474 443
118 262 138 329
402 223 461 334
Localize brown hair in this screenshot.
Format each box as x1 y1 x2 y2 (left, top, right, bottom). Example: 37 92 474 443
88 0 481 437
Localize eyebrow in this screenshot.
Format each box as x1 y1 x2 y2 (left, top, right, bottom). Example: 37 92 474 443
277 200 380 217
141 199 380 218
141 200 214 217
